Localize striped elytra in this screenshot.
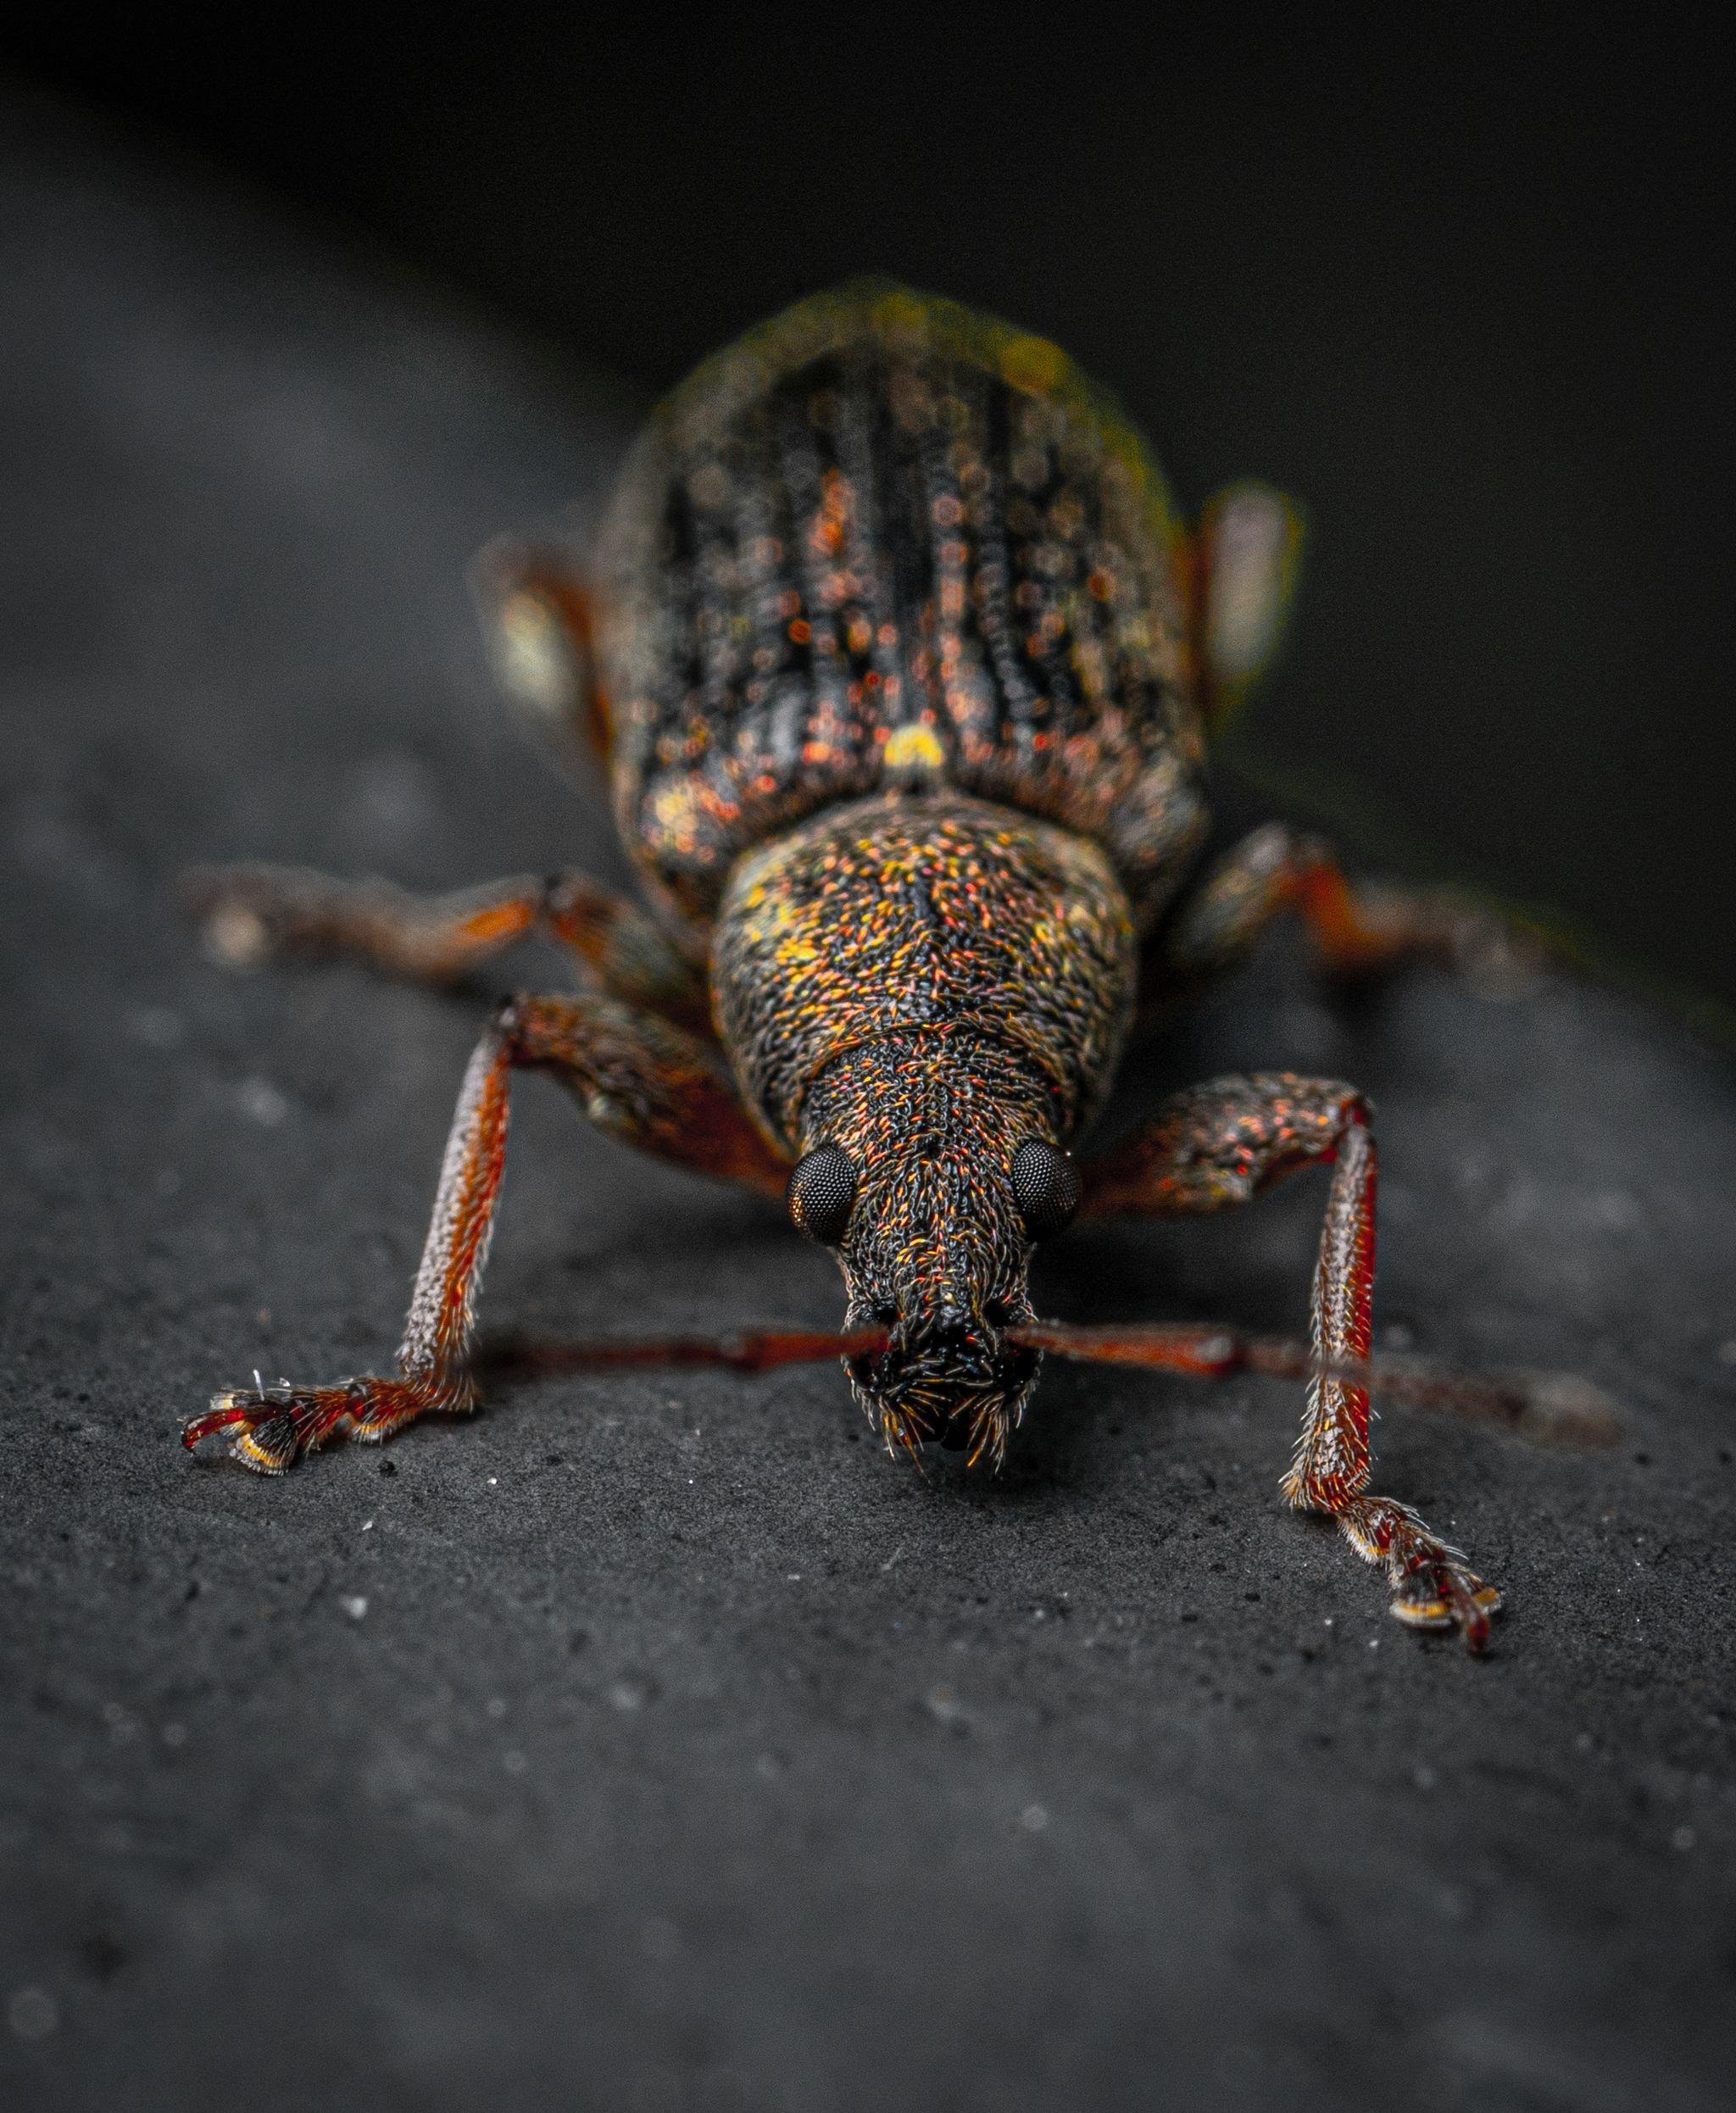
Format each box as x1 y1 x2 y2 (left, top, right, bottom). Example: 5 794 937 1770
597 280 1210 953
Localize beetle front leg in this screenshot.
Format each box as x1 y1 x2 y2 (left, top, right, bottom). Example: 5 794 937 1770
1080 1073 1501 1649
184 995 790 1473
1277 1120 1501 1649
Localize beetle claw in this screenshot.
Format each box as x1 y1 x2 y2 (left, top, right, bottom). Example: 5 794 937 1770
1389 1561 1503 1649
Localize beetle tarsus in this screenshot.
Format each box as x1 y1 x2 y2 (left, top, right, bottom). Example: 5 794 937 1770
1389 1559 1503 1646
184 1375 440 1472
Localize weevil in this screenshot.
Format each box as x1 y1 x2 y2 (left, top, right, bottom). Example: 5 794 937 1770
183 281 1579 1650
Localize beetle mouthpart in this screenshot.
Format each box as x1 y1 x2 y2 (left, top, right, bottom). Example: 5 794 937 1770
844 1307 1041 1470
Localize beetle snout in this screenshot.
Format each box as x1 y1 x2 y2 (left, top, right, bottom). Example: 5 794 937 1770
893 1298 990 1354
844 1286 1039 1463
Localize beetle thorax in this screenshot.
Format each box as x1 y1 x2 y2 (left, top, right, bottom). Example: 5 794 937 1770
712 790 1137 1151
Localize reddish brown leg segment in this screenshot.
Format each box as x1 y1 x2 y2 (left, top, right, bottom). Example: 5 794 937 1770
540 876 713 1037
1080 1070 1367 1223
1080 1071 1501 1649
182 863 710 1031
1279 1121 1501 1648
184 994 790 1473
1005 1321 1616 1444
1143 820 1533 1014
181 865 545 982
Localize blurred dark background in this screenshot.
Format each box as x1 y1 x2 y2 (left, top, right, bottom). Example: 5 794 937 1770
7 18 1733 1009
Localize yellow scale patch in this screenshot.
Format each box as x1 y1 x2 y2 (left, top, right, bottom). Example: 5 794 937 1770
881 723 946 773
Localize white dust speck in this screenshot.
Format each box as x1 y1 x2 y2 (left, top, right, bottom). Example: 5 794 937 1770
341 1596 368 1621
1672 1826 1696 1851
1021 1804 1049 1832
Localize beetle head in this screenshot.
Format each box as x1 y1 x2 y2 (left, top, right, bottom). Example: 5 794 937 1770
793 1035 1078 1466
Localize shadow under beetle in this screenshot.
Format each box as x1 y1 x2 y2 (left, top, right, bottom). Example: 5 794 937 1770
184 281 1605 1651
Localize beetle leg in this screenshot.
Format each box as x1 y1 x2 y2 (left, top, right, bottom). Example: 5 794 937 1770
476 1326 887 1377
1078 1072 1501 1649
184 994 790 1473
1002 1321 1617 1444
1185 482 1303 726
181 864 711 1031
468 537 611 786
1079 1069 1367 1224
182 863 544 981
1145 820 1532 1006
1280 1120 1500 1649
539 874 713 1037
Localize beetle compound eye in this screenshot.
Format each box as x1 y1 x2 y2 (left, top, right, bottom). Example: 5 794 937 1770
1012 1140 1082 1239
788 1144 860 1245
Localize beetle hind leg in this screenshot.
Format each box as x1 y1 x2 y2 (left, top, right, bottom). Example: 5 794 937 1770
182 865 546 983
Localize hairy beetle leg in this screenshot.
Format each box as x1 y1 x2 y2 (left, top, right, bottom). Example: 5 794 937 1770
1079 1071 1502 1650
185 1376 438 1474
1147 820 1538 1011
181 865 544 982
1006 1321 1615 1444
476 1327 887 1378
1281 1120 1501 1651
188 993 790 1471
181 863 710 1032
1331 1493 1502 1645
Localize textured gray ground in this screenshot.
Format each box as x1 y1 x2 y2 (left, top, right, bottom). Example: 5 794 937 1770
3 92 1734 2113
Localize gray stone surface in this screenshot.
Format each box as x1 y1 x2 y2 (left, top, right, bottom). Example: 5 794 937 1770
3 90 1734 2113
